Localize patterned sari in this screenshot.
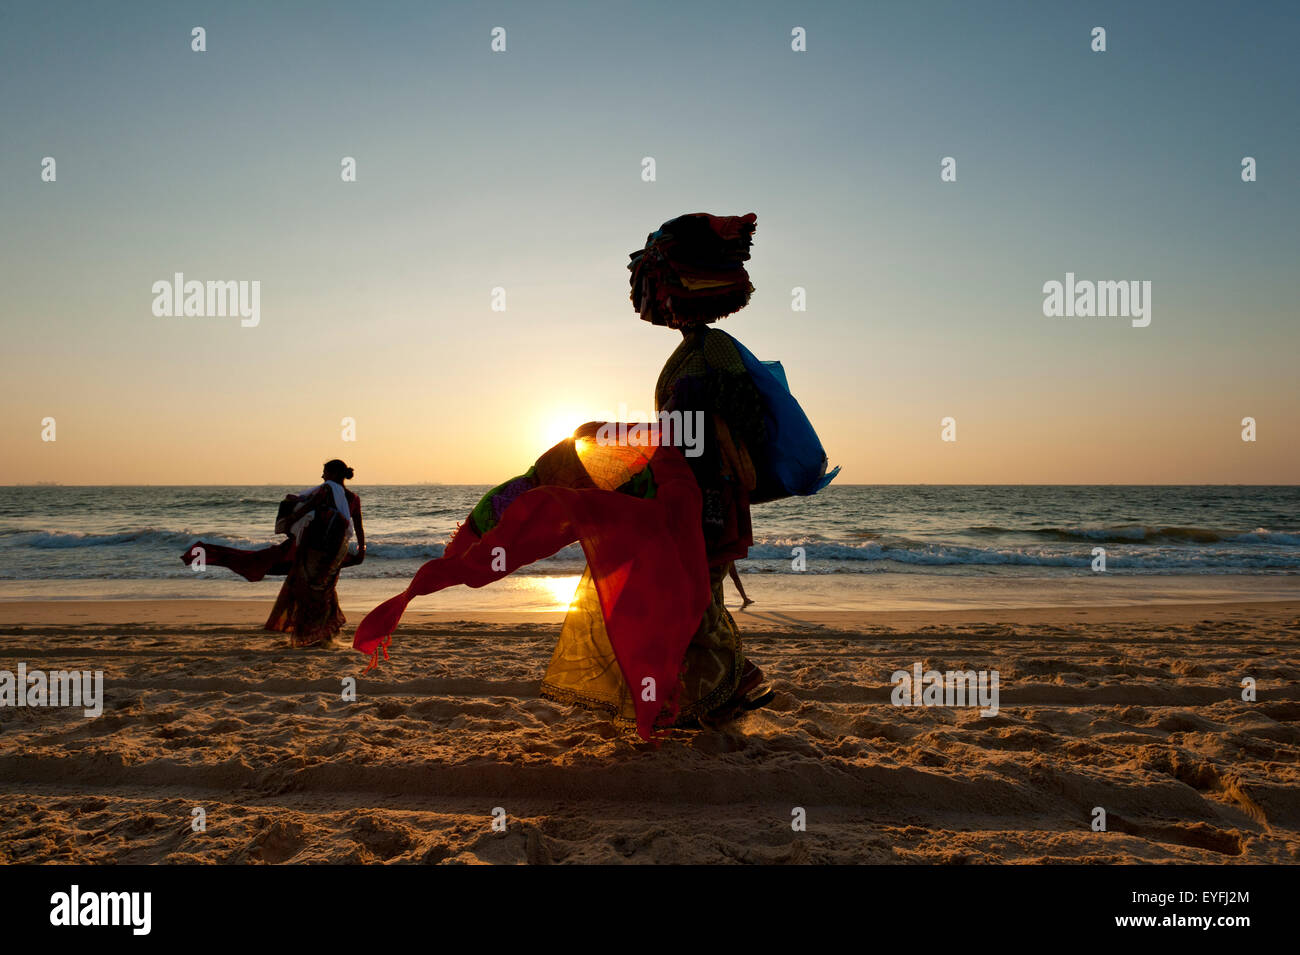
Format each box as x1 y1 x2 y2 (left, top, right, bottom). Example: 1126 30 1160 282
265 489 360 648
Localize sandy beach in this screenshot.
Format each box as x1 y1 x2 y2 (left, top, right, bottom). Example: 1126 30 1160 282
1 596 1297 864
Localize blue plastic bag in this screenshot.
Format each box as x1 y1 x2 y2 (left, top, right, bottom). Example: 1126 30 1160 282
731 338 839 498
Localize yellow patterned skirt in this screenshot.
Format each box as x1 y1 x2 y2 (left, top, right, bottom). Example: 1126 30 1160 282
540 562 744 729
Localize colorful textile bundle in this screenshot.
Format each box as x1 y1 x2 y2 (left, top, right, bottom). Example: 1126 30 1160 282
353 425 711 741
629 212 758 328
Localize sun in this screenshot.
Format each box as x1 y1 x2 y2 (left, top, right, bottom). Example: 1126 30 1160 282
537 408 587 450
541 417 576 448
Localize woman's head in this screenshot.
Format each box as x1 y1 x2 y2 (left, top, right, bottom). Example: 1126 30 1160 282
323 459 354 483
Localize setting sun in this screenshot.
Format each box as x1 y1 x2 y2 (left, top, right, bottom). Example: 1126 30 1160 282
539 416 577 449
536 404 604 451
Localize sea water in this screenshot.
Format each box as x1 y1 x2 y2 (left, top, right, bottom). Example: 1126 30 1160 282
1 485 1296 611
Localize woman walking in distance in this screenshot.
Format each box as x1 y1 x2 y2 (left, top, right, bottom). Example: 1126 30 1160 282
267 459 365 647
183 460 366 647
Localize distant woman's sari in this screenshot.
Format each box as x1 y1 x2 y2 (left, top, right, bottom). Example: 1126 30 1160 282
266 483 361 647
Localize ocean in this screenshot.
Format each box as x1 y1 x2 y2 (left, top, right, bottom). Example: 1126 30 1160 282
2 485 1297 611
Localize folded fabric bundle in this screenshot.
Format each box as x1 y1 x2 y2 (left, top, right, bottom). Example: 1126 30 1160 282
629 212 758 328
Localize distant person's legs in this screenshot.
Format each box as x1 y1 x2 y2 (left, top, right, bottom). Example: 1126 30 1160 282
728 560 755 610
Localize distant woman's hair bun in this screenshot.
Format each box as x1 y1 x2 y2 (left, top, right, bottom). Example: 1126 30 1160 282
324 458 354 480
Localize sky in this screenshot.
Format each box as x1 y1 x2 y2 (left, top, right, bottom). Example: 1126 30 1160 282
1 0 1297 485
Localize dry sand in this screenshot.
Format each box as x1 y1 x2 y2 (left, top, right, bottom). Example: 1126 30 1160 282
1 598 1297 864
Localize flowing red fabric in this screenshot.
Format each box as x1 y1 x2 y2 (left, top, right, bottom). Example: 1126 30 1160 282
180 539 363 580
353 443 710 741
180 539 295 581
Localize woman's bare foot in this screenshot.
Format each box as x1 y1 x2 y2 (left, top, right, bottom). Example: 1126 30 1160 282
701 660 774 727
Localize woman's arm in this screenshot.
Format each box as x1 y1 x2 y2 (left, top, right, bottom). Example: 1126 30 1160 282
353 501 366 561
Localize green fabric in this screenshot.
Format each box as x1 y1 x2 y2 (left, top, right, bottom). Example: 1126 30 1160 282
469 466 536 535
617 463 657 500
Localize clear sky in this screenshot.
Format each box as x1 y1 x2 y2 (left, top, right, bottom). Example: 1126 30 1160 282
2 0 1297 485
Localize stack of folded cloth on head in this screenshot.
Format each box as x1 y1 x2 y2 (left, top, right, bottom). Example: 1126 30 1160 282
628 212 758 328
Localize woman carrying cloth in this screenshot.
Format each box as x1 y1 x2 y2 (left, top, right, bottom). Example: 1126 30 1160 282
353 214 836 740
267 459 365 647
182 458 366 648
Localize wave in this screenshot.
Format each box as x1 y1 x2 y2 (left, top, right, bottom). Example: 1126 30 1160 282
3 524 1298 578
967 524 1300 545
361 540 585 561
0 529 212 549
1232 528 1300 546
743 536 1300 571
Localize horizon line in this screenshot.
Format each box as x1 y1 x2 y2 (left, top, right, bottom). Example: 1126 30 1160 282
7 483 1299 489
